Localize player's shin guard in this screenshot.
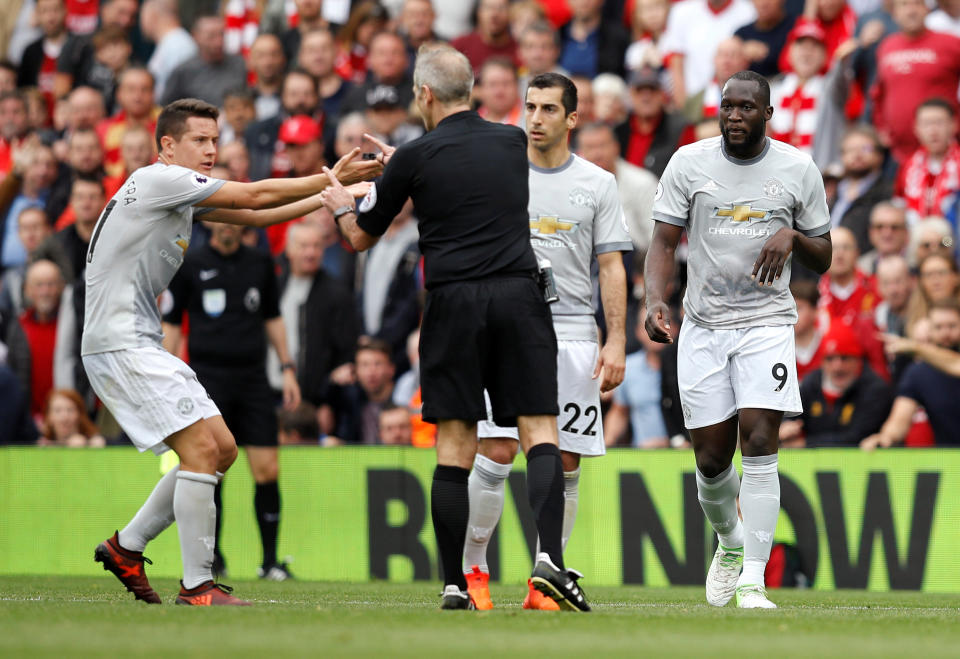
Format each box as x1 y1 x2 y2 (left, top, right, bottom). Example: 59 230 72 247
255 481 281 568
562 467 580 551
463 454 512 573
737 454 779 586
174 471 219 589
431 465 470 590
118 465 179 552
696 464 745 549
526 443 565 570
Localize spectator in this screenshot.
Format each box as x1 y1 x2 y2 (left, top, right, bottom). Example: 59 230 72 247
736 0 797 77
298 29 353 120
0 91 31 177
97 67 159 180
906 216 954 269
828 126 892 254
219 88 257 146
660 0 756 106
140 0 198 102
393 327 421 407
926 0 960 36
874 254 913 338
858 202 907 274
364 83 423 147
451 0 519 75
784 0 856 71
872 0 960 165
686 37 749 124
54 0 138 99
378 403 414 445
336 339 396 445
282 0 341 66
1 144 57 272
576 121 657 252
863 300 960 447
792 279 826 381
618 67 694 178
477 57 523 126
591 73 629 127
0 363 38 444
45 127 104 225
246 69 320 181
162 14 247 107
340 31 413 117
518 20 565 96
624 0 671 73
904 252 960 334
0 207 50 319
269 221 358 430
280 115 325 178
101 124 153 196
249 34 287 121
769 22 830 158
896 98 960 223
77 25 133 114
604 305 670 448
333 1 389 84
219 141 250 184
35 175 103 282
278 402 321 446
17 0 69 117
0 61 17 94
571 74 596 124
399 0 440 69
557 0 630 79
508 0 547 43
4 259 67 417
38 388 105 447
781 320 892 447
63 86 105 134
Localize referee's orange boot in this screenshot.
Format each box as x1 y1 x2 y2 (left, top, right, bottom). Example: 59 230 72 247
94 532 162 604
522 579 560 611
175 581 251 606
464 565 494 610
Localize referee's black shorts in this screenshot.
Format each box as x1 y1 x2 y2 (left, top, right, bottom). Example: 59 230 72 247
419 274 559 426
192 363 278 447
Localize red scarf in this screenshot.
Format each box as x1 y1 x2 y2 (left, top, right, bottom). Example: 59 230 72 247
898 142 960 218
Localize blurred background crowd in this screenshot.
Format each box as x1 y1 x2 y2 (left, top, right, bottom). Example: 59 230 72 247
1 0 959 449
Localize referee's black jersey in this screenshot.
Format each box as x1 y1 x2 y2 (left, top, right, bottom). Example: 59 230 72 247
357 110 537 289
162 243 280 368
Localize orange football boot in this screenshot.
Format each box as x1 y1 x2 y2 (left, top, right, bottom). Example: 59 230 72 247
522 578 560 610
464 565 494 610
175 581 251 606
94 532 162 604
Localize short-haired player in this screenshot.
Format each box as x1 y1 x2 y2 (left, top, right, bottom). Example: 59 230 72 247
644 72 832 609
86 98 379 605
463 73 631 609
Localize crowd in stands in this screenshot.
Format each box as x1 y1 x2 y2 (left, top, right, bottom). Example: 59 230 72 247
1 0 960 448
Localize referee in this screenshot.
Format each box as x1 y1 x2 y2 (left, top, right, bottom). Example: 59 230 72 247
161 221 301 581
319 44 589 612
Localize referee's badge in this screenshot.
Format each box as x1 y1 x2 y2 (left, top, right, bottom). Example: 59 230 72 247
359 182 377 213
244 287 261 312
202 289 226 317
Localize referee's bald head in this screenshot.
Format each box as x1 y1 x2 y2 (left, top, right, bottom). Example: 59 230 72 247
413 44 474 105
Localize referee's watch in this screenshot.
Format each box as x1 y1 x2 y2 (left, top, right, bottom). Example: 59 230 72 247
281 362 296 372
333 204 355 225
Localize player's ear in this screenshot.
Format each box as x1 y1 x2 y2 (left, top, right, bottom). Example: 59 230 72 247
567 110 578 131
159 134 175 154
764 105 774 122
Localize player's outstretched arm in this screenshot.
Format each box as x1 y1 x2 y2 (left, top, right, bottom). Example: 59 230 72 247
202 182 372 228
644 221 684 344
594 251 628 392
200 148 381 211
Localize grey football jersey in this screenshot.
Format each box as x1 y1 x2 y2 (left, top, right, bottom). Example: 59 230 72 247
529 155 632 341
82 163 225 355
653 137 829 329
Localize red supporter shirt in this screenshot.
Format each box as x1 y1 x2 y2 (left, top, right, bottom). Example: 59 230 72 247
625 112 696 169
66 0 99 35
450 32 519 75
895 142 960 219
871 30 960 164
20 309 58 416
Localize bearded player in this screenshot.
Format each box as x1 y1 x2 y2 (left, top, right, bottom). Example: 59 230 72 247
86 98 377 605
463 73 630 610
644 71 831 609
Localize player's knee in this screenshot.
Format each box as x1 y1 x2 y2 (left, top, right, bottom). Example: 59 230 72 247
480 439 517 465
740 428 777 457
218 441 238 471
185 434 220 471
694 448 730 479
254 460 279 483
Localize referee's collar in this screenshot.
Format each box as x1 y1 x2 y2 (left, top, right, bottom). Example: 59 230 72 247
720 137 770 166
437 110 478 127
529 153 575 174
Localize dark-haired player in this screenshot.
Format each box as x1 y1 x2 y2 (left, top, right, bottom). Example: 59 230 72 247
464 72 630 610
644 71 832 609
85 98 378 606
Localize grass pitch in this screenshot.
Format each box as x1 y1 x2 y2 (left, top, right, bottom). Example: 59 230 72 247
1 576 958 658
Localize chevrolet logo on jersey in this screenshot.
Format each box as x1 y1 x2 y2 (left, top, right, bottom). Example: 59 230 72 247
715 205 768 223
530 215 577 235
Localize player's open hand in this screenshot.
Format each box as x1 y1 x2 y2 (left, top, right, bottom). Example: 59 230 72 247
331 146 383 185
319 166 356 213
753 227 796 286
363 133 396 166
593 342 626 393
644 301 673 344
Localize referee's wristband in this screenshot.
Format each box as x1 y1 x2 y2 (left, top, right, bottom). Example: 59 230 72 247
333 205 356 226
281 362 296 372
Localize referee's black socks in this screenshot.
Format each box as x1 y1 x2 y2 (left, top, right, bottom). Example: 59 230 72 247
254 481 281 568
526 443 565 570
431 465 470 590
